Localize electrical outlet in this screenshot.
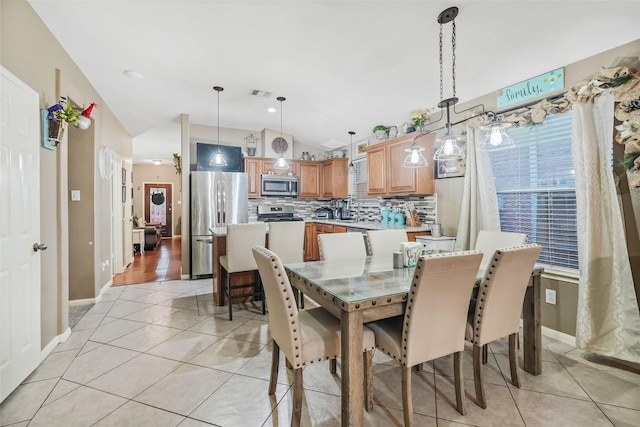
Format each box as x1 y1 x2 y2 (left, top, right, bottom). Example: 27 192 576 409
545 289 557 305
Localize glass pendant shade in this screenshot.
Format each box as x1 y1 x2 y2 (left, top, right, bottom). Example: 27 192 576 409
403 143 428 168
434 131 465 160
273 154 289 169
210 151 227 166
478 120 514 150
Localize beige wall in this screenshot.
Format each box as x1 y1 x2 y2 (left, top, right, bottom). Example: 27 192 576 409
1 0 132 347
132 164 182 236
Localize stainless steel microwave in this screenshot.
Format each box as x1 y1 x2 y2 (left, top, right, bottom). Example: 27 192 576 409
261 174 299 197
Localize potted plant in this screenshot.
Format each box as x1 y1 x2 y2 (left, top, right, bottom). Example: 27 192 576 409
48 102 81 144
372 125 388 142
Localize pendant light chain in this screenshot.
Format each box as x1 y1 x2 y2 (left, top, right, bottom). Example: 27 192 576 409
439 23 444 102
451 19 456 99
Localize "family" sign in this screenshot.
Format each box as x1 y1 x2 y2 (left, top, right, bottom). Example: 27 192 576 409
497 68 564 108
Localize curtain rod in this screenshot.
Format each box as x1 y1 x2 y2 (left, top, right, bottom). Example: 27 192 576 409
496 93 566 116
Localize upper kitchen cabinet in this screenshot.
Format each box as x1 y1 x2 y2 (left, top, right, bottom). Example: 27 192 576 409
244 157 262 198
364 132 435 196
321 158 349 199
261 157 298 176
366 145 386 195
298 161 322 198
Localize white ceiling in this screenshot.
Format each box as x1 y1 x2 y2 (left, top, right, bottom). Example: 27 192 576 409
29 1 640 165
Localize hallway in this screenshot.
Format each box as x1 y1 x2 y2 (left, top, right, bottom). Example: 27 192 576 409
113 237 182 286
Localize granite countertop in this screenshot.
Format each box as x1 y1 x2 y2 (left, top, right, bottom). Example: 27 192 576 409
307 219 433 233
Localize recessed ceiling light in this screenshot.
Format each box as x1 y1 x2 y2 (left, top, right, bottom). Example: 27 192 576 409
152 159 162 165
267 107 277 113
124 70 144 79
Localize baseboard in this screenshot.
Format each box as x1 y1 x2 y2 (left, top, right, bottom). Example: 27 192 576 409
181 274 190 280
41 327 71 361
542 326 576 346
68 280 113 306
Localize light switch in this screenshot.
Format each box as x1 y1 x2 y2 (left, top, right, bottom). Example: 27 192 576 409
71 190 81 201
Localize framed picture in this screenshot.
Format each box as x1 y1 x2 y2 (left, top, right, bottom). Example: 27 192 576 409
434 147 466 178
357 142 368 156
122 185 126 203
122 168 127 184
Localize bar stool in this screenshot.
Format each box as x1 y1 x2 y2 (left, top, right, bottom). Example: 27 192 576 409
219 223 267 321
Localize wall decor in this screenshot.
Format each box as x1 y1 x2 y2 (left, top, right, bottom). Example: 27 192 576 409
122 185 126 203
497 68 564 108
434 145 466 179
122 167 126 184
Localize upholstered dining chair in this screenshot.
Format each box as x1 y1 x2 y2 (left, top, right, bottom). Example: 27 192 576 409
368 251 483 425
267 221 305 264
465 244 542 409
268 221 307 307
219 223 266 321
252 246 375 427
366 229 408 259
474 230 527 273
318 232 367 262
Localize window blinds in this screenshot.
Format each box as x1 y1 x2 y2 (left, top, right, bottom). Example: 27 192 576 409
487 112 578 271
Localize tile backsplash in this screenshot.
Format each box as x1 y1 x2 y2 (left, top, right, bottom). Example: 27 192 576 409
249 195 437 224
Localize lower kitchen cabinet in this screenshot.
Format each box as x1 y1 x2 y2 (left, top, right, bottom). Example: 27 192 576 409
304 222 347 261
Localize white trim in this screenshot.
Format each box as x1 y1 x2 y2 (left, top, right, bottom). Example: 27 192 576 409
542 326 576 347
181 274 191 280
68 280 112 306
40 327 72 361
541 267 580 284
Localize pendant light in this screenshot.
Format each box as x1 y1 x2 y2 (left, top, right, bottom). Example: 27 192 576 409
273 96 289 170
432 7 465 162
403 7 513 166
403 134 429 168
478 112 514 150
210 86 227 166
348 131 356 174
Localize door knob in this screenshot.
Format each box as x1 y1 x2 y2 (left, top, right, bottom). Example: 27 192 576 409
33 243 48 252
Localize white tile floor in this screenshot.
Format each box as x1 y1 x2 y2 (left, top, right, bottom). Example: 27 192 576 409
1 279 639 426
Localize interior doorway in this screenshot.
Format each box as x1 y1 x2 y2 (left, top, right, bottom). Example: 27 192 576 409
144 183 172 238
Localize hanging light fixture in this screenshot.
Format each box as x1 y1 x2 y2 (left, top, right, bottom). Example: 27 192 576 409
273 96 289 170
403 7 513 167
210 86 227 166
478 112 515 150
403 135 429 168
348 131 356 174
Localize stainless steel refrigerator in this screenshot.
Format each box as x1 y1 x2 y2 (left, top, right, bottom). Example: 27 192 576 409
190 171 248 278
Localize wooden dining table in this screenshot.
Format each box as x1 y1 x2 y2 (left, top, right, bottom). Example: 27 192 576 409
285 254 543 426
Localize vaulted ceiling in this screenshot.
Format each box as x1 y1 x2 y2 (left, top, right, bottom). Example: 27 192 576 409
29 1 640 164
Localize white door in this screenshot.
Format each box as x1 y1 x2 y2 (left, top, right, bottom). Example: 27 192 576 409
111 157 123 274
0 66 42 402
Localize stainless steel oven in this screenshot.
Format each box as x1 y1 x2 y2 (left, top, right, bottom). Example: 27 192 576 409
261 174 298 197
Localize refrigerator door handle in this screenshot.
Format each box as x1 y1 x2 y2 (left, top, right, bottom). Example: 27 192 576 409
216 180 222 224
221 180 227 224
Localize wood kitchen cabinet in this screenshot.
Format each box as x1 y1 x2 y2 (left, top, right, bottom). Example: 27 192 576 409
366 145 386 195
244 158 262 198
304 222 318 261
304 222 348 261
298 161 323 198
321 158 349 199
364 132 435 196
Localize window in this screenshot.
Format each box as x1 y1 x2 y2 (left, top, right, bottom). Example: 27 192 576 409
350 157 374 200
487 112 578 271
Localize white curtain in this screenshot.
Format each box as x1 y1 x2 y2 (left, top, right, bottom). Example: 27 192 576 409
455 125 501 250
571 91 640 363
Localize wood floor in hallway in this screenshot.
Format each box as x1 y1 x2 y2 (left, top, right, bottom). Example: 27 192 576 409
113 237 182 286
